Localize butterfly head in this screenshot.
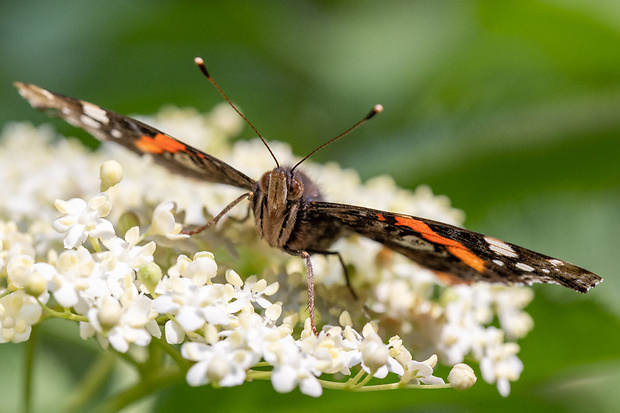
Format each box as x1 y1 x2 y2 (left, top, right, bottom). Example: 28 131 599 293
259 167 304 216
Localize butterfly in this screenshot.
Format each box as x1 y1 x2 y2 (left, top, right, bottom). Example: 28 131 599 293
15 57 602 335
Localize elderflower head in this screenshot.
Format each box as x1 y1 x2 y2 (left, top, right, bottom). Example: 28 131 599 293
0 104 545 398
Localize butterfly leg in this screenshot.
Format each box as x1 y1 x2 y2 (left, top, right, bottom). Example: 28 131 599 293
182 192 252 235
307 249 357 300
284 248 319 336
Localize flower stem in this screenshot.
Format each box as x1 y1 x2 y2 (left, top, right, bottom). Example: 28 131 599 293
65 352 116 412
22 324 37 413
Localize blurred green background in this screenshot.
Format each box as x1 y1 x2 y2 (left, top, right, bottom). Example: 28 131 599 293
1 1 619 412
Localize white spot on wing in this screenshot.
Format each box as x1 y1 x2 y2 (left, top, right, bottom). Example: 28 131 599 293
40 88 55 100
516 262 534 272
80 114 101 129
548 259 563 267
485 236 518 258
492 259 504 267
110 129 122 138
82 102 109 124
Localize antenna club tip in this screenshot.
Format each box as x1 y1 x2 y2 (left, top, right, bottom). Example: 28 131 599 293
194 57 210 78
365 104 383 120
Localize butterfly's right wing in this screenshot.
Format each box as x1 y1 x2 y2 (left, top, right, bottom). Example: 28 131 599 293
307 201 602 292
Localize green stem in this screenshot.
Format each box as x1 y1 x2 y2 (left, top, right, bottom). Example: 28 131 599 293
354 383 453 391
151 336 189 370
65 352 116 412
344 367 375 391
22 324 38 413
91 367 184 413
246 370 272 381
40 304 87 322
89 236 102 253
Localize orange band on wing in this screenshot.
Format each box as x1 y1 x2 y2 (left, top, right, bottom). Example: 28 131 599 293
135 133 186 154
395 216 485 273
446 246 486 273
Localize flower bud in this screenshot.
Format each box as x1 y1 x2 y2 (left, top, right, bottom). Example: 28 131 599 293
100 160 123 191
24 272 47 297
97 297 122 330
449 363 477 391
138 262 163 294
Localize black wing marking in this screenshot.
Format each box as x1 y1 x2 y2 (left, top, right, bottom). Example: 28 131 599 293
308 201 602 292
15 82 255 190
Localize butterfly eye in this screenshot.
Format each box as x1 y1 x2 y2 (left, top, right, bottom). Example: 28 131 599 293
287 176 304 201
259 171 271 192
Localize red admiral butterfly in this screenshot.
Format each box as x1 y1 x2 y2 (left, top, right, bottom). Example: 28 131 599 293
15 57 602 335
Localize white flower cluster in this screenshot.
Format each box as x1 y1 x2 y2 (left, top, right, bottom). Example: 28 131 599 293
0 190 448 397
0 105 532 396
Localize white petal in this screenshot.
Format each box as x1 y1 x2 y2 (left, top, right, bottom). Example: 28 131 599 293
64 225 87 249
145 319 161 339
181 342 211 361
176 308 205 332
219 365 247 387
272 365 297 393
153 295 179 313
186 362 209 386
421 375 445 385
299 376 322 397
53 284 79 308
89 219 116 240
202 306 232 325
497 378 511 397
108 328 129 353
165 320 185 344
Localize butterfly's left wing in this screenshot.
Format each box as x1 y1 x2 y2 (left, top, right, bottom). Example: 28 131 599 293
15 82 256 190
308 201 602 292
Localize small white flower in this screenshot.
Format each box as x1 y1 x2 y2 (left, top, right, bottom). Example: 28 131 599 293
0 290 43 343
53 193 115 248
298 325 353 375
153 272 235 341
182 340 258 387
85 293 160 353
400 354 445 386
228 274 279 313
100 227 155 298
168 252 218 287
47 247 96 308
479 327 523 397
149 201 189 240
343 324 404 379
263 334 323 397
7 254 55 295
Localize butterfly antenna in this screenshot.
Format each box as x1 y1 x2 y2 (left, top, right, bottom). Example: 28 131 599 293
194 57 280 168
291 104 383 172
